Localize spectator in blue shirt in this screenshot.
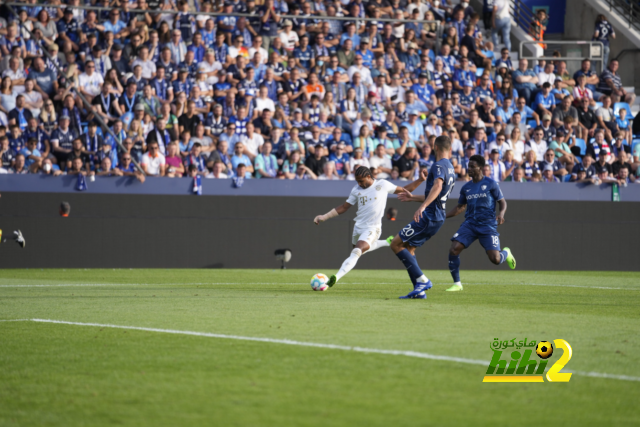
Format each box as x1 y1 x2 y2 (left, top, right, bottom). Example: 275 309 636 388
534 82 556 117
231 141 254 177
401 112 425 147
328 143 351 176
513 58 539 106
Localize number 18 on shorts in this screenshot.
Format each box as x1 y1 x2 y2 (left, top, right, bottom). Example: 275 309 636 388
452 222 501 251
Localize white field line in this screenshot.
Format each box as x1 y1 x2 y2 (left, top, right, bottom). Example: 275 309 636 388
0 281 638 290
0 318 629 383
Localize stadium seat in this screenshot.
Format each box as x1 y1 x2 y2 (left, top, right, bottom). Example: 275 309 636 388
614 102 632 118
632 140 640 155
574 138 587 156
563 174 572 182
527 120 537 129
595 102 603 109
475 68 484 78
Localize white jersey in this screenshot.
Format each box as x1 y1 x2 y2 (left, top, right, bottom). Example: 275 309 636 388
346 179 397 228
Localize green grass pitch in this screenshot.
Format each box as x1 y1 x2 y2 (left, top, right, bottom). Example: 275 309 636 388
0 269 639 426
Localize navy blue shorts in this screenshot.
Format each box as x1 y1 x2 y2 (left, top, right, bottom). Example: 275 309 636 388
399 216 444 248
451 221 501 251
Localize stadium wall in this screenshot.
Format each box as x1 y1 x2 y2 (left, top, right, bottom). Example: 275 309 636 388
0 191 638 271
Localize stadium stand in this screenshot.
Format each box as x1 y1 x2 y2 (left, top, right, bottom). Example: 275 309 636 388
0 0 637 186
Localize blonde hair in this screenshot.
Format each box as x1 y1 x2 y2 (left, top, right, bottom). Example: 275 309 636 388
128 119 142 137
40 105 56 123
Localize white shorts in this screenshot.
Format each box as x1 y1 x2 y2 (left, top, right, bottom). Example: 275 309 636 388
352 225 381 246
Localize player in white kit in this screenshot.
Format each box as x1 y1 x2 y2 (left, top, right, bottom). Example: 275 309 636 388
313 166 425 288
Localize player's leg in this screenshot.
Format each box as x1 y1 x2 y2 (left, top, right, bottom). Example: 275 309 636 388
446 223 477 292
329 227 377 287
392 220 442 299
479 231 516 269
366 235 394 253
447 241 466 292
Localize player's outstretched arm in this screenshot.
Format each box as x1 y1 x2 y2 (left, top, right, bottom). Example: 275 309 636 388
446 203 467 219
314 202 352 225
496 199 507 226
413 178 443 222
397 190 425 203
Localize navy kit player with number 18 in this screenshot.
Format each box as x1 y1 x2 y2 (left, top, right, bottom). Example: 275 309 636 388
390 135 456 299
445 155 516 292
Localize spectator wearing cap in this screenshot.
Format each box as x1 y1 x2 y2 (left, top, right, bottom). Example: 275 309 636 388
539 148 567 178
541 164 560 182
279 20 299 53
539 113 556 143
329 142 351 177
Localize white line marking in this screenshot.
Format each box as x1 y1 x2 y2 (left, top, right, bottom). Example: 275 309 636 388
11 318 635 383
0 318 30 322
0 282 638 290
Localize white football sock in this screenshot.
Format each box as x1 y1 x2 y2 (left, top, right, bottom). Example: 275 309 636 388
367 239 390 253
335 248 362 281
416 275 429 283
454 282 462 286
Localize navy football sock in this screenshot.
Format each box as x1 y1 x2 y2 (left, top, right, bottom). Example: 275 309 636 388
396 249 424 285
499 250 508 264
448 254 461 283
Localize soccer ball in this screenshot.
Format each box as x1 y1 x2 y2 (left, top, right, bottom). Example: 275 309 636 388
536 341 554 359
310 273 329 291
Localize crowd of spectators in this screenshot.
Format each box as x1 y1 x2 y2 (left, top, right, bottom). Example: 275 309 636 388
0 0 637 186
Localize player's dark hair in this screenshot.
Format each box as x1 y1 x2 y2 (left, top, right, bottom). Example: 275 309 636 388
434 135 451 152
355 165 373 180
60 202 71 215
470 154 486 168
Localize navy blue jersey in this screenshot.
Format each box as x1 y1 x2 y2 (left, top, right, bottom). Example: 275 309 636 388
458 177 504 227
424 158 456 222
594 21 614 45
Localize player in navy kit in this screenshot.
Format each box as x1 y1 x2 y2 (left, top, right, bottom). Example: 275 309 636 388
390 135 456 299
445 155 516 292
